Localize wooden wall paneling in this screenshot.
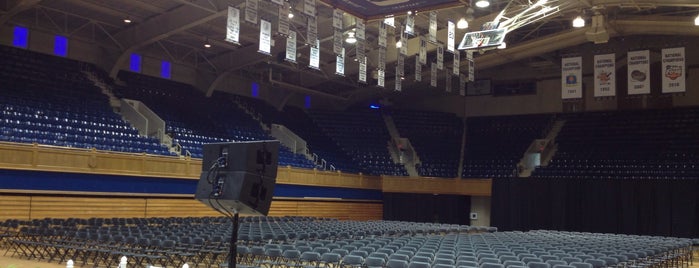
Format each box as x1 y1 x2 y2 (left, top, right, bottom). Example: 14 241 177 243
28 196 147 219
0 195 31 221
145 198 221 218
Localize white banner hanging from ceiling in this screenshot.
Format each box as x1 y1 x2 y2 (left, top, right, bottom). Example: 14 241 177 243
395 66 402 91
378 22 387 48
304 0 315 16
467 51 474 82
447 21 455 52
285 31 297 63
225 6 240 45
359 57 367 83
429 11 437 43
627 50 650 95
356 40 365 62
430 63 437 87
378 46 386 70
446 70 452 92
356 19 366 40
310 39 320 70
278 5 289 35
245 0 257 24
307 16 317 46
561 56 583 99
333 9 343 29
384 17 395 28
378 69 385 88
459 74 466 96
397 54 404 76
405 14 415 35
270 0 283 5
415 56 422 82
336 48 345 76
437 44 444 70
419 37 427 65
259 19 272 55
453 51 460 75
333 30 343 55
593 53 615 97
661 47 685 93
399 29 407 56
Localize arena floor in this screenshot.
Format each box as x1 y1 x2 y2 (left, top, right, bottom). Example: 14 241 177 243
1 248 698 268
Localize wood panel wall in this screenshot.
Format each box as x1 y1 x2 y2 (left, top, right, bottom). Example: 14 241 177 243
0 195 382 222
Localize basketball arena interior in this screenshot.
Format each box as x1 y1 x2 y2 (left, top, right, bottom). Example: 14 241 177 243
0 0 698 267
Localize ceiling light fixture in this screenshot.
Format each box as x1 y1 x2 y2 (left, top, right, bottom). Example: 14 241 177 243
123 19 132 24
572 16 585 28
475 0 490 8
204 38 211 48
695 14 699 26
288 12 294 19
345 31 357 44
457 18 469 29
396 39 402 48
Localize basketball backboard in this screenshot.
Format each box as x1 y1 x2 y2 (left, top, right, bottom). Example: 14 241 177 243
458 28 507 50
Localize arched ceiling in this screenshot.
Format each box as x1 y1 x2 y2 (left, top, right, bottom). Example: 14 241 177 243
2 0 698 104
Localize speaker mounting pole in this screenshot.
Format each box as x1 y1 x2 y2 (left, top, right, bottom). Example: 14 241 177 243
228 210 239 268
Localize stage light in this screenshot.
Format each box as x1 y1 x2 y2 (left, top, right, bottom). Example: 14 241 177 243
573 16 585 28
457 18 469 29
345 31 357 44
475 0 490 8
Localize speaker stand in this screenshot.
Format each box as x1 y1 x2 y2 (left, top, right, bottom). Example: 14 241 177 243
228 211 239 268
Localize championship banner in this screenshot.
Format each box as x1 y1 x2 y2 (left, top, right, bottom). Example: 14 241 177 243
310 40 320 69
384 17 395 28
258 19 272 55
467 51 474 82
459 74 466 96
429 11 437 43
285 31 297 63
397 54 404 76
378 46 386 70
447 21 455 52
245 0 258 24
359 57 367 83
430 63 437 87
225 7 240 44
437 44 444 70
336 48 345 76
593 53 615 97
399 29 407 56
304 0 315 16
307 16 317 46
395 66 402 91
415 56 422 82
662 47 685 93
378 69 385 88
445 70 452 92
356 40 365 62
561 57 582 99
333 30 343 55
356 19 366 40
627 50 650 95
453 51 460 75
419 37 427 65
333 9 343 29
378 22 387 48
278 5 289 35
405 14 415 35
271 0 283 4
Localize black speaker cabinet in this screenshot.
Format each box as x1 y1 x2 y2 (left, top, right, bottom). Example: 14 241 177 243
201 140 280 178
196 140 279 216
195 171 276 216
